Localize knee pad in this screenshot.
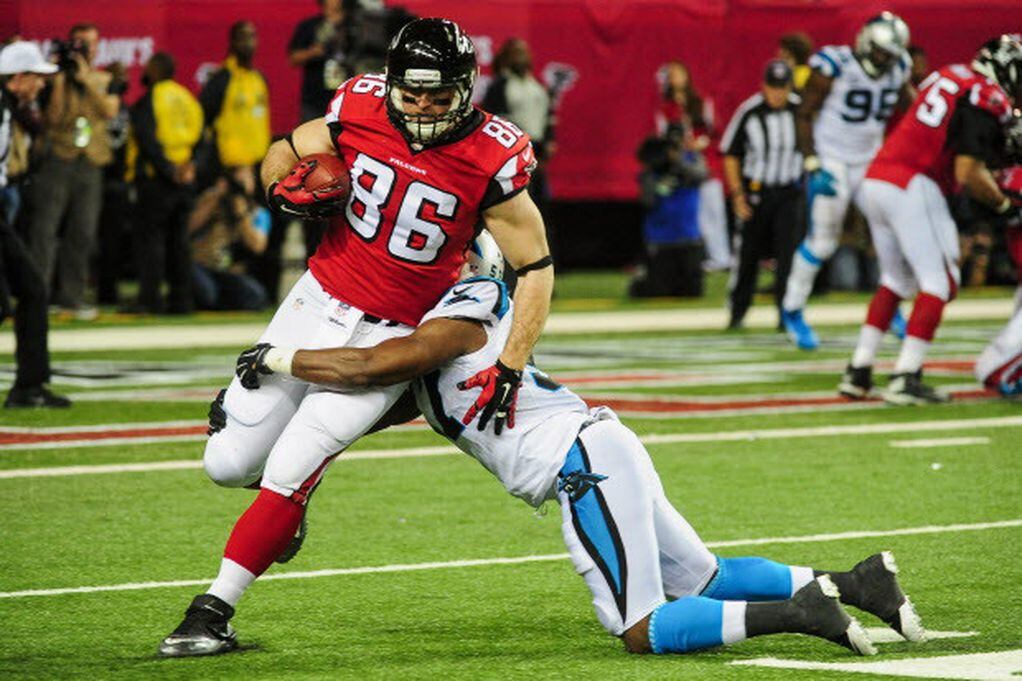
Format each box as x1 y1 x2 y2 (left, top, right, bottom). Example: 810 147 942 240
203 434 264 488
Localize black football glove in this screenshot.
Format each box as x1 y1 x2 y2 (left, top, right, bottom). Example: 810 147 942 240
207 388 227 436
267 158 346 219
457 360 523 435
236 343 275 390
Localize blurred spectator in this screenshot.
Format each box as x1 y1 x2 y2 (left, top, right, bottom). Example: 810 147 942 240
95 60 130 305
777 32 814 92
908 45 929 86
721 60 804 330
289 0 350 123
0 41 69 408
27 23 119 320
482 38 556 235
127 52 203 314
200 20 271 173
188 166 269 310
630 123 708 297
655 60 730 271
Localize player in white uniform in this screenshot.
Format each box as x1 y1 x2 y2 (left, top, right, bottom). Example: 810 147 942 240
224 234 925 658
781 12 914 349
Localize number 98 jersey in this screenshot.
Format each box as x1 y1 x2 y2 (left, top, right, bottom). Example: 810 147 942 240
309 73 535 327
867 64 1013 195
812 45 910 165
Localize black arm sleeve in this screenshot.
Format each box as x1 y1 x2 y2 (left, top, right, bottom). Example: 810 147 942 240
199 69 230 127
950 102 1003 164
130 95 177 183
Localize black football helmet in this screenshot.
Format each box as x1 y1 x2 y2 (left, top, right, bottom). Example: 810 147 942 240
385 18 477 147
973 35 1022 103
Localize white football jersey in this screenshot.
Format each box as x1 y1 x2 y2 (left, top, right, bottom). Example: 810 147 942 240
412 277 590 507
811 44 911 164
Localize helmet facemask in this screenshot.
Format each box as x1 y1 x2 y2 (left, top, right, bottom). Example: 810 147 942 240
386 71 475 147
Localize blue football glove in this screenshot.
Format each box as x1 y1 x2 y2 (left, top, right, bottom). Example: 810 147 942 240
807 168 838 198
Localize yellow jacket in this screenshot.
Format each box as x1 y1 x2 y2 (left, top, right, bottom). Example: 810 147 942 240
201 56 271 167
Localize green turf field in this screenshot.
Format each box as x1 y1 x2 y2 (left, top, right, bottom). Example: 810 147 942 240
1 294 1020 680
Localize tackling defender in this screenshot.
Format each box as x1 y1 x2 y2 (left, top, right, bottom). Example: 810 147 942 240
159 18 555 657
841 36 1022 404
212 234 926 658
781 12 914 350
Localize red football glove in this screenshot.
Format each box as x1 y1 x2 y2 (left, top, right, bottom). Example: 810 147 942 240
458 360 523 435
268 158 346 219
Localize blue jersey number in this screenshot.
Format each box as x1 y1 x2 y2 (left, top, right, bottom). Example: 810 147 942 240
841 88 899 123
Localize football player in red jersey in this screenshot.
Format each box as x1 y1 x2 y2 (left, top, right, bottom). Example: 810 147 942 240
839 36 1022 405
158 19 554 657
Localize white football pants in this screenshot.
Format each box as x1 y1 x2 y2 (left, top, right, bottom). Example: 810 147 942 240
975 287 1022 387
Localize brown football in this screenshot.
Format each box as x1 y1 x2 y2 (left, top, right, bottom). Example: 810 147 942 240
299 153 350 195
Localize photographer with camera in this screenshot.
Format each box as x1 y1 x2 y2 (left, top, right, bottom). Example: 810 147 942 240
0 42 70 408
26 23 119 320
630 122 709 297
188 166 270 311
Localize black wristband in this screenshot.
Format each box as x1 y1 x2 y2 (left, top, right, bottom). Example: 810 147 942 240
284 132 300 159
495 359 523 380
515 255 553 277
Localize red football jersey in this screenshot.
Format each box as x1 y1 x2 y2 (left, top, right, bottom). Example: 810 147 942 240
309 74 534 326
867 64 1013 195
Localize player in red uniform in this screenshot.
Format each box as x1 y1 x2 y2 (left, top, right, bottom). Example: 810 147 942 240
158 18 554 657
840 36 1022 405
976 158 1022 395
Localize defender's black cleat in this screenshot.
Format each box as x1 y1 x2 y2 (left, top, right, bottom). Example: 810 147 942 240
843 551 926 642
158 594 238 658
884 371 950 405
792 576 877 656
838 365 873 400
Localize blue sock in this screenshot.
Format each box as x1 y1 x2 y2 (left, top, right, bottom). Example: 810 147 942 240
701 556 794 601
648 596 725 654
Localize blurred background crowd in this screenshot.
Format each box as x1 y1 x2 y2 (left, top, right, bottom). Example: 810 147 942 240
0 0 1017 326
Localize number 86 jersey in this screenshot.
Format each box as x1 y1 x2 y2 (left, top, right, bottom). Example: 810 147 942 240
867 64 1013 195
309 73 535 327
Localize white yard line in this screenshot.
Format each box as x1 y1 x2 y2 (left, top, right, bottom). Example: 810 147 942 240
1 518 1018 599
2 415 1019 479
889 437 991 449
1 298 1011 353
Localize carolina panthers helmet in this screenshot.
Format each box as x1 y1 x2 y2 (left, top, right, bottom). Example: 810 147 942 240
973 35 1022 103
854 12 910 77
385 18 477 147
461 230 505 281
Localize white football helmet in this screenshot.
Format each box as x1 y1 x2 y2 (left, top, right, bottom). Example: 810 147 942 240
855 12 910 77
461 230 505 281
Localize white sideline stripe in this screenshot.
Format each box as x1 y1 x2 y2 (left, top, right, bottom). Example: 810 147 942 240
2 416 1020 479
889 437 990 449
2 518 1018 599
0 298 1011 353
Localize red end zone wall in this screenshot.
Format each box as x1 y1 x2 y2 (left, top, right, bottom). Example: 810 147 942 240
2 0 1017 200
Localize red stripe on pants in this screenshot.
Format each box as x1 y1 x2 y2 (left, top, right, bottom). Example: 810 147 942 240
224 489 304 576
905 292 945 342
865 286 901 331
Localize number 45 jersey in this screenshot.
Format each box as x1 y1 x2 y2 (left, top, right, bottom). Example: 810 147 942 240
309 73 535 327
811 45 910 165
867 64 1013 195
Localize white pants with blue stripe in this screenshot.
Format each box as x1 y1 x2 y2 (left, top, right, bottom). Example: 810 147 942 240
557 414 717 635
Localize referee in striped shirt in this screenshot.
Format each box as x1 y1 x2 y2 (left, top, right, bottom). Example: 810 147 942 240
721 60 804 329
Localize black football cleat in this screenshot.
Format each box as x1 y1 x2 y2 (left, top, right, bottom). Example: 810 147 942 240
4 386 71 409
792 576 877 656
884 371 950 406
843 551 926 642
838 365 873 400
158 594 238 658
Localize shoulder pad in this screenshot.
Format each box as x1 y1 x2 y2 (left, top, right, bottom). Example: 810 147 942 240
809 47 844 79
970 82 1014 124
420 276 510 327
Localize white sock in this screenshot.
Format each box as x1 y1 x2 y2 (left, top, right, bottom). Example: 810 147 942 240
851 325 884 368
789 566 815 596
721 600 748 644
895 336 930 373
207 558 256 607
782 251 820 312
